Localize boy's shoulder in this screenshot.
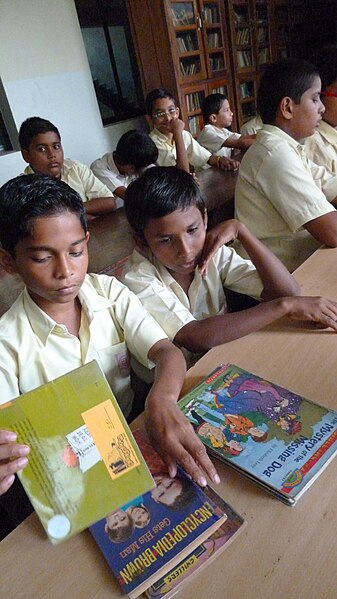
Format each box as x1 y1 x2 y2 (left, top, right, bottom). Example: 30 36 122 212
90 153 116 172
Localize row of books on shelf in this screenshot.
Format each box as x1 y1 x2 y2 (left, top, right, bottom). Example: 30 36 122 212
186 91 204 112
188 114 202 136
240 81 253 99
176 34 198 53
209 56 225 71
257 47 270 65
237 49 252 67
179 59 200 76
4 360 337 597
203 5 220 24
207 31 222 49
235 26 250 45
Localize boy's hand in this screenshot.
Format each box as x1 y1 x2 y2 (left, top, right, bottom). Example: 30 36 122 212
170 118 185 137
198 219 242 275
144 398 220 487
218 156 240 171
0 430 30 495
285 296 337 330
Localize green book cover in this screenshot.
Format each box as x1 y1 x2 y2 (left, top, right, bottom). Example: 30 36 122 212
0 360 154 544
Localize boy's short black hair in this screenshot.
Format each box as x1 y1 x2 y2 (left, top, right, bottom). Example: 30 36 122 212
0 174 87 257
124 166 205 240
18 117 61 150
257 58 319 124
115 130 158 168
310 45 337 91
202 93 227 123
145 88 177 116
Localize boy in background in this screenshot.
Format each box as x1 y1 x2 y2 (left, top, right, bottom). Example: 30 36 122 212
145 88 240 172
235 58 337 272
123 166 337 366
304 45 337 173
91 130 158 207
197 93 255 157
0 174 219 504
19 117 117 217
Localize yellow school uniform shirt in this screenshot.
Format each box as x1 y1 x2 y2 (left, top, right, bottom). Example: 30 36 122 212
235 125 337 272
0 274 167 417
123 246 262 367
24 159 113 203
197 123 241 158
149 128 211 169
304 120 337 174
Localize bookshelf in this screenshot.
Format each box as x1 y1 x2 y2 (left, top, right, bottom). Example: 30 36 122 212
128 0 314 134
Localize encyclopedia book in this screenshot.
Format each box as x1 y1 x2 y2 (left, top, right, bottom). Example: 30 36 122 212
89 430 237 598
0 360 154 543
179 363 337 505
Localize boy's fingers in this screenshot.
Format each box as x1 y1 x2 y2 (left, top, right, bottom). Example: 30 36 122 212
0 474 15 496
0 442 30 461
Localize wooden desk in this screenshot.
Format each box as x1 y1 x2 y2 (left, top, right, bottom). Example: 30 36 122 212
2 246 337 598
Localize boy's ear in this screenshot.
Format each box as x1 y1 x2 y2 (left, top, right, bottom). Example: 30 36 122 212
279 96 294 121
203 208 208 229
209 113 217 124
0 248 17 274
21 149 31 164
134 234 149 252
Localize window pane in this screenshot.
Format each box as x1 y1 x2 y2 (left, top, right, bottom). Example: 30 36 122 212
75 0 144 125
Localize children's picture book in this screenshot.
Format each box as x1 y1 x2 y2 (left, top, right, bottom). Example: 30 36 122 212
179 363 337 506
0 360 154 544
145 485 246 599
89 430 232 599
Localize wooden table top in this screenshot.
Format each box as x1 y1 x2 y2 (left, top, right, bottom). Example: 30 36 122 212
2 245 337 599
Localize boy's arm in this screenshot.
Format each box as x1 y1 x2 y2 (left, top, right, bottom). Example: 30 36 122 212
207 154 240 171
222 134 256 151
304 212 337 247
171 119 190 173
145 339 220 486
0 430 29 495
84 197 117 216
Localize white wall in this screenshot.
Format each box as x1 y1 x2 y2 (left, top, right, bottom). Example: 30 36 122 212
0 0 145 186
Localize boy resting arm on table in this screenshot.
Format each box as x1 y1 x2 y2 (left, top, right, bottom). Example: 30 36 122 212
123 166 337 363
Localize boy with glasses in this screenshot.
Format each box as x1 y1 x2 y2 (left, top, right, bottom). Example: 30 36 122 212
145 88 239 172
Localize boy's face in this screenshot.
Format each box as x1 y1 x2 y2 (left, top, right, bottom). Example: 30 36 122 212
151 474 183 506
143 206 207 279
105 509 129 532
212 99 233 128
149 97 179 136
2 212 89 314
289 76 325 139
22 131 64 178
321 80 337 128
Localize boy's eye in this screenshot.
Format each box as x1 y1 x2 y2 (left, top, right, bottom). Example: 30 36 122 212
31 256 50 263
54 144 61 150
188 227 198 234
70 250 84 257
158 237 171 244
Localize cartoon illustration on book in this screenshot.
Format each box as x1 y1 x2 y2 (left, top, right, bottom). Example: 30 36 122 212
180 364 337 504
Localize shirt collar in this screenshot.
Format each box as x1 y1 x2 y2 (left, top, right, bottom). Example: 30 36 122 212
22 275 113 345
259 124 303 151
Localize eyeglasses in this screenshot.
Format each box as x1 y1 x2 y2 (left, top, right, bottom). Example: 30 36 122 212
152 107 178 120
321 91 337 98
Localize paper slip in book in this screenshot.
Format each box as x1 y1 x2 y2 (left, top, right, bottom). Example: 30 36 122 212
0 360 154 543
179 363 337 505
90 430 234 599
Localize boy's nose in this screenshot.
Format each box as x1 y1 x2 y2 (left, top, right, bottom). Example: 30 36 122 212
55 257 73 278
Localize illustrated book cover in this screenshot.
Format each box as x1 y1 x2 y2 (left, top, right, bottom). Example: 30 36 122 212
145 483 246 599
0 360 154 543
179 363 337 505
89 429 231 598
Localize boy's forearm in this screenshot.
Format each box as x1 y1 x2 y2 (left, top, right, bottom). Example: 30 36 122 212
236 223 299 299
147 339 186 403
175 298 295 352
173 133 190 173
84 197 117 216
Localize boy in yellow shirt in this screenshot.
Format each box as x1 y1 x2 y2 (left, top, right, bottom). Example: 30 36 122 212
0 174 219 506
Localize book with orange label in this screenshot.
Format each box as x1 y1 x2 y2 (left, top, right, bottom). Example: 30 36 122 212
0 360 154 543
